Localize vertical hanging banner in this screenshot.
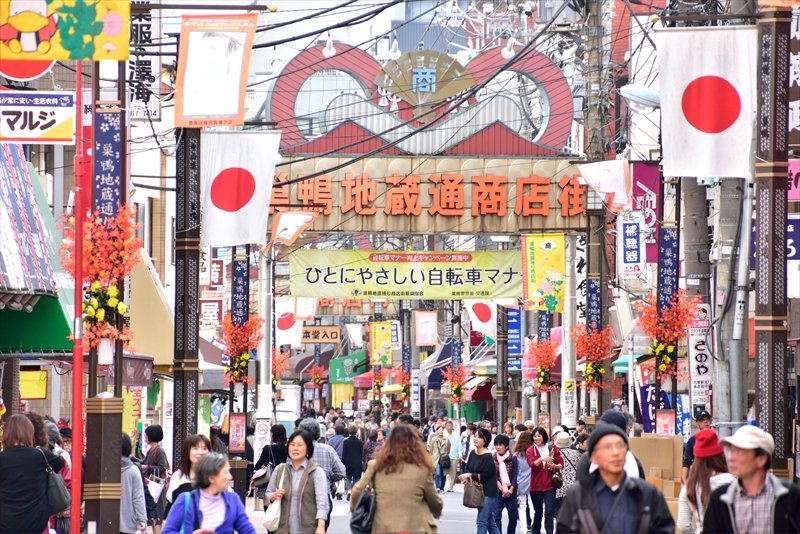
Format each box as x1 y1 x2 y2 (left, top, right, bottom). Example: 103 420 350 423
390 320 402 350
402 345 411 374
522 234 566 313
575 234 588 323
688 303 713 415
507 307 522 356
274 297 304 349
587 279 601 332
537 312 551 340
414 310 438 346
617 211 646 280
345 323 364 348
657 227 679 311
231 252 249 326
92 109 124 224
175 14 257 127
370 321 393 366
128 4 162 121
411 369 421 416
0 0 130 61
632 163 660 262
314 344 321 366
452 337 462 367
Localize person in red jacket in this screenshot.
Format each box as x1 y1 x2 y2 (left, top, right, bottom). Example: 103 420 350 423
526 427 562 534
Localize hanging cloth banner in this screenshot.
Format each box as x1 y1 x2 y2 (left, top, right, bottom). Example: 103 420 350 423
414 310 438 346
345 323 364 348
522 234 566 313
274 296 304 349
369 321 393 366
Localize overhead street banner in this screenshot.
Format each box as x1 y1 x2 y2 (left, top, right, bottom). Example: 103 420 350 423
290 250 522 299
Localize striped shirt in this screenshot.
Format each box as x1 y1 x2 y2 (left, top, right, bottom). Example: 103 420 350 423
732 477 774 534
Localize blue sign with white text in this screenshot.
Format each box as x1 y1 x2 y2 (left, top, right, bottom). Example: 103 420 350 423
507 307 522 356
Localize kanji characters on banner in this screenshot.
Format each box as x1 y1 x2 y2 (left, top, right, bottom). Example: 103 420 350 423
522 234 566 313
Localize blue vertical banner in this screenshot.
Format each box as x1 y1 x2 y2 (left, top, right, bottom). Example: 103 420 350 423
640 384 671 433
452 338 462 367
92 109 123 224
537 311 551 340
402 344 411 374
657 227 679 311
314 344 321 366
507 307 522 356
231 252 249 326
587 279 602 332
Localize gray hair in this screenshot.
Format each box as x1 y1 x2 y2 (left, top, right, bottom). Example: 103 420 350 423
298 417 322 441
193 452 228 489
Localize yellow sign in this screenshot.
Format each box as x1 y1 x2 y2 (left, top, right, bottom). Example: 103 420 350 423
290 250 522 300
370 321 392 366
563 379 575 393
0 1 130 61
522 234 565 313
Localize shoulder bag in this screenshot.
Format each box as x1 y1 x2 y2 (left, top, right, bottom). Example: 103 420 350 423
39 448 71 515
253 446 274 488
262 464 286 532
350 468 377 534
463 475 484 508
178 491 200 534
549 444 563 489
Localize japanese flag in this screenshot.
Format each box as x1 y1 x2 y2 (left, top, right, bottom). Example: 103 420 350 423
464 300 496 342
658 26 757 179
200 131 281 247
274 296 304 349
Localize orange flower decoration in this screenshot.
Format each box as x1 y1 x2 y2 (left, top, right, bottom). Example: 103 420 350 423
221 315 264 384
441 363 466 404
308 364 326 386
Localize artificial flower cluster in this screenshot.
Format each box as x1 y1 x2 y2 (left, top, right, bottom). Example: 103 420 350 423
272 349 290 388
536 365 559 392
523 339 559 391
583 360 606 386
81 281 132 348
634 290 699 380
308 364 326 387
573 324 614 390
221 315 264 384
441 363 466 405
369 368 390 394
393 369 411 400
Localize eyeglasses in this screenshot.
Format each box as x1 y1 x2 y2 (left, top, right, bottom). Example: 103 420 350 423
594 441 628 453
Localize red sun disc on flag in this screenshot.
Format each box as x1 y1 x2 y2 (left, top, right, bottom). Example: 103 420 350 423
0 59 55 82
681 76 741 134
471 302 492 323
276 312 296 330
209 167 256 212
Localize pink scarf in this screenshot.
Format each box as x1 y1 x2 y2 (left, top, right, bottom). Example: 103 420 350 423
496 450 512 493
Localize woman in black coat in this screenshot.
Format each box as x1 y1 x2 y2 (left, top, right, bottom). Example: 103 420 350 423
342 424 364 497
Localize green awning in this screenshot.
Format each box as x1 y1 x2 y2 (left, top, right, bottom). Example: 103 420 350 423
612 354 645 374
0 162 72 354
329 351 369 384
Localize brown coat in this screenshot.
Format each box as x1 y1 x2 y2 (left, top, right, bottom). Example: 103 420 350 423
350 459 443 534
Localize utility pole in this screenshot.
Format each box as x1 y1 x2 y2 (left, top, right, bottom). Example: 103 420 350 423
585 0 606 161
496 244 509 424
754 4 791 475
561 235 577 429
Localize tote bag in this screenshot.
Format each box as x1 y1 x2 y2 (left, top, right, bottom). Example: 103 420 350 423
462 477 484 508
263 465 286 532
39 448 71 515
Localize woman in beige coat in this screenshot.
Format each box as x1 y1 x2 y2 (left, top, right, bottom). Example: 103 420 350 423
350 423 443 534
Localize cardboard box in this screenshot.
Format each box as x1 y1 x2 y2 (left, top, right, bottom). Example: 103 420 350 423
629 435 684 480
646 476 663 491
665 498 680 534
662 478 683 499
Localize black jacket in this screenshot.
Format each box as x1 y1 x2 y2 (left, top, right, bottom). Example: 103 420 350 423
556 471 675 534
702 474 800 534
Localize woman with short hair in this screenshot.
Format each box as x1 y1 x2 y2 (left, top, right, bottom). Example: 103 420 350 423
265 430 329 534
142 424 170 532
162 452 256 534
351 422 443 533
527 426 562 534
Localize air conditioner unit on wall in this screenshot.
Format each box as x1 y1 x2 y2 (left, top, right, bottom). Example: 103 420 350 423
537 0 582 27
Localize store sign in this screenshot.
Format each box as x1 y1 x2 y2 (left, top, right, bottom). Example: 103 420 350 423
617 211 646 280
688 303 713 412
575 234 587 323
198 299 223 325
507 307 522 356
210 258 225 286
290 250 522 299
632 163 660 262
199 247 211 286
750 213 800 266
128 5 162 121
301 326 340 344
411 369 421 416
274 158 587 234
0 91 75 144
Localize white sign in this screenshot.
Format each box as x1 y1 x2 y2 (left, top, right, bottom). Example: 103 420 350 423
411 369 421 417
128 6 163 121
575 234 587 324
561 379 577 427
688 303 713 411
357 399 371 412
253 418 270 466
617 211 646 280
199 246 211 286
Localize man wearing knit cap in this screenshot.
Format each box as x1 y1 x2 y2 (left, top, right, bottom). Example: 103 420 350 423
703 425 800 534
575 409 645 483
557 422 674 533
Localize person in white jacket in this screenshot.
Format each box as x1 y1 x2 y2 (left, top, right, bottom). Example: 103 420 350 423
677 429 734 534
121 433 148 534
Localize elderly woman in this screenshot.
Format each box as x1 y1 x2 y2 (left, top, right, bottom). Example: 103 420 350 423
265 429 329 534
162 452 256 534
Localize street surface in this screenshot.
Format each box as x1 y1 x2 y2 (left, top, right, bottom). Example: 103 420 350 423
243 483 524 533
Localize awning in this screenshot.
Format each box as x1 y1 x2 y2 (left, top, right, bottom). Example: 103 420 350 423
281 349 335 380
420 339 454 372
463 376 488 389
0 145 57 304
329 350 369 384
129 250 174 366
465 379 494 401
0 151 72 353
353 371 373 389
381 383 404 395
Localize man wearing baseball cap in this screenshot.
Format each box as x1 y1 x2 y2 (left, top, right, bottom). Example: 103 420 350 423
557 422 674 533
681 410 713 484
703 425 800 534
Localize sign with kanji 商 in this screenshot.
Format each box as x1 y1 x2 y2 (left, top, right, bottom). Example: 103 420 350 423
290 250 522 299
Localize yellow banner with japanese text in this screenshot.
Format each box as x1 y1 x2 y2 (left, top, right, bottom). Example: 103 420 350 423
370 321 393 366
290 250 522 300
522 234 565 312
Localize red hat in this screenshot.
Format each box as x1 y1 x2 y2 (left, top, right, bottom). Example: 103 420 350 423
693 429 724 459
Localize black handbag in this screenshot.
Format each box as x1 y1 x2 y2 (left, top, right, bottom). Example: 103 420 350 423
439 456 451 470
39 448 71 515
350 470 377 534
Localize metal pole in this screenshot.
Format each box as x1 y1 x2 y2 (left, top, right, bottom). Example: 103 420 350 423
256 247 273 422
561 235 577 429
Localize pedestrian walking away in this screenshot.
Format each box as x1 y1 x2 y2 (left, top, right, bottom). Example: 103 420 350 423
556 422 674 534
350 423 443 533
459 427 501 534
120 433 148 534
703 425 800 534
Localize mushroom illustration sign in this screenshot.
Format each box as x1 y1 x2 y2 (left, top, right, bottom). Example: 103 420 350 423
0 0 130 61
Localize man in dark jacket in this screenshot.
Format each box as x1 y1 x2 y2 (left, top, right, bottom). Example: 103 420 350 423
575 409 645 483
703 425 800 534
556 422 674 534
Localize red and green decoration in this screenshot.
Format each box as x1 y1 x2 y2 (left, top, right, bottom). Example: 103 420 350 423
573 324 614 390
635 290 699 379
394 369 411 400
221 315 264 384
272 349 290 388
368 368 391 395
308 364 326 388
441 363 466 405
529 339 559 392
59 206 142 349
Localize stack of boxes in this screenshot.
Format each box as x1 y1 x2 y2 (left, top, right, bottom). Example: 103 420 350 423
628 434 685 532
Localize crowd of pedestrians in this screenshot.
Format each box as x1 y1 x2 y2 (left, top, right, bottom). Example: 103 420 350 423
1 406 799 534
